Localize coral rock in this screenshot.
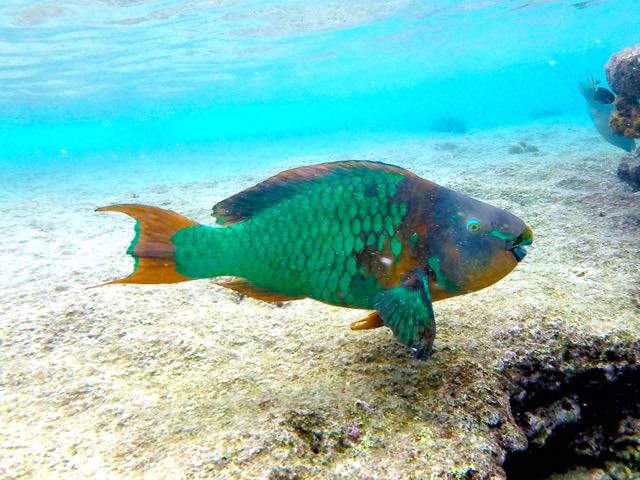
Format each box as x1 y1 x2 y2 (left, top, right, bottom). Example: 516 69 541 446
606 45 640 100
610 97 640 139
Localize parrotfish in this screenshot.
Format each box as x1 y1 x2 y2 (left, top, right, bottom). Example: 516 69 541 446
578 75 636 152
98 161 532 359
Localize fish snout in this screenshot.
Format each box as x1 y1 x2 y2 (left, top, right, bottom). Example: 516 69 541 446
508 226 533 262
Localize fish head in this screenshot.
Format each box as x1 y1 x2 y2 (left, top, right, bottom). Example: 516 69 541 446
423 188 533 297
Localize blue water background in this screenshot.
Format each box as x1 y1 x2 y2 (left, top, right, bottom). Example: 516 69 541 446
1 0 639 171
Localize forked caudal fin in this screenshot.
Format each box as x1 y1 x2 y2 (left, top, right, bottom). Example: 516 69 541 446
96 204 199 285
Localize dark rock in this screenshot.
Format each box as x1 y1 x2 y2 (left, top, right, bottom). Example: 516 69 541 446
430 115 468 134
617 153 640 191
606 45 640 100
502 338 640 479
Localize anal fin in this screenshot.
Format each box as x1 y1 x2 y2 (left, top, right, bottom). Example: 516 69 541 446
216 278 305 303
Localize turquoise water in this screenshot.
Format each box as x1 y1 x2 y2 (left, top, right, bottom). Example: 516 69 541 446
1 0 639 164
3 3 640 479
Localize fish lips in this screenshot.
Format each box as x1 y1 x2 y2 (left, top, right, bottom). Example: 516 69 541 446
509 226 533 262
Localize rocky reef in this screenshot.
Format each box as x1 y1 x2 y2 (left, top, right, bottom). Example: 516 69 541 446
606 46 640 139
610 97 640 139
502 334 640 480
606 46 640 101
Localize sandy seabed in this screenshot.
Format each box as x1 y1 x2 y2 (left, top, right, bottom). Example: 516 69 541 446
1 123 639 479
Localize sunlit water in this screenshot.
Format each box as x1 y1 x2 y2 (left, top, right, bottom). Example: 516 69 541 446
1 0 639 168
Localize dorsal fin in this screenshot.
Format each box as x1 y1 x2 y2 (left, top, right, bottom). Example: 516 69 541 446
212 160 412 225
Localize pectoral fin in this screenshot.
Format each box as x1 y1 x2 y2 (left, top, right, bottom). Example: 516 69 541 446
373 270 436 360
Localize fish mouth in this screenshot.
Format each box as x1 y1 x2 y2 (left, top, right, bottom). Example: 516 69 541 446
509 226 533 262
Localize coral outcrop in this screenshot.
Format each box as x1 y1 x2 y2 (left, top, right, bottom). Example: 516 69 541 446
610 97 640 139
606 46 640 100
606 46 640 139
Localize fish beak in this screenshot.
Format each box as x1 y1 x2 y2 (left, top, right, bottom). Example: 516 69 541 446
510 226 533 262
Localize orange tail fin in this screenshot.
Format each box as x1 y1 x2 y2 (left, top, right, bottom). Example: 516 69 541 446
96 204 199 285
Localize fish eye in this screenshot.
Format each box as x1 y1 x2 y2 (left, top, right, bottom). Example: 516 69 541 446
466 219 480 232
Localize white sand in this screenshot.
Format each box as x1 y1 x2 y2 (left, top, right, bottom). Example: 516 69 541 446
1 123 639 478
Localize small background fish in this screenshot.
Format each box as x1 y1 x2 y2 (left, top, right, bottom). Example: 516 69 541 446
578 75 636 152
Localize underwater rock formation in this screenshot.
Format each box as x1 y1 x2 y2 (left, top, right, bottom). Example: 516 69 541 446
502 336 640 479
617 152 640 191
610 96 640 139
606 45 640 100
606 46 640 139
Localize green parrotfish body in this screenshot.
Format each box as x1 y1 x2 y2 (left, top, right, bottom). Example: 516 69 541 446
98 161 533 359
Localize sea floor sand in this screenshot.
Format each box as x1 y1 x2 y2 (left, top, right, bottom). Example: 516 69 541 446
1 123 639 479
